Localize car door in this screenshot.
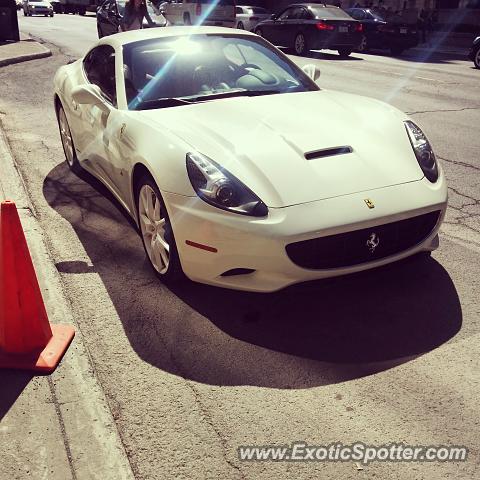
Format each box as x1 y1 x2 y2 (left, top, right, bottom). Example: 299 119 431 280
281 6 310 48
77 45 118 187
267 7 295 45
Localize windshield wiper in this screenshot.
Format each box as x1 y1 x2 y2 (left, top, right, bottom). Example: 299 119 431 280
186 89 281 102
135 97 193 110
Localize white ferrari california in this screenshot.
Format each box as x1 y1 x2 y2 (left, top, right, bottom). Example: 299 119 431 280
53 27 447 292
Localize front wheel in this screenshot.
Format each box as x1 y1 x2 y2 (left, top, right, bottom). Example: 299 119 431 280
136 177 184 283
338 48 353 58
294 33 308 56
254 27 263 37
237 21 244 30
473 47 480 69
57 105 82 174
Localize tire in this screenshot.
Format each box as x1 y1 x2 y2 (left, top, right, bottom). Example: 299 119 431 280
390 46 404 56
57 105 82 174
50 12 54 17
357 35 368 53
473 47 480 69
294 33 307 56
254 27 263 37
338 48 353 58
23 9 27 15
183 13 191 26
237 21 244 30
135 175 184 283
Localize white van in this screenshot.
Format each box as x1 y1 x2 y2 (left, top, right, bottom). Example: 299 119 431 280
160 0 236 28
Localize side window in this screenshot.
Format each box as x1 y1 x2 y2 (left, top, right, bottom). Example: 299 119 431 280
83 45 117 106
278 8 294 20
235 6 242 14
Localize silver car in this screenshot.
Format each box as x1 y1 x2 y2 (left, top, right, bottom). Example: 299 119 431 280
235 5 271 31
23 0 54 16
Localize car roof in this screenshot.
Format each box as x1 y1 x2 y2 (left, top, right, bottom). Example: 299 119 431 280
98 26 256 49
286 3 337 7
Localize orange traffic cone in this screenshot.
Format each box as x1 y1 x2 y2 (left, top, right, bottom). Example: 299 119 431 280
0 200 75 373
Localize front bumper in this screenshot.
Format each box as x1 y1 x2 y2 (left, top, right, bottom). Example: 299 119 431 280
163 174 447 292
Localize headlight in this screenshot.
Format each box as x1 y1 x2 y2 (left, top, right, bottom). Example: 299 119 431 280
186 152 268 217
404 120 438 183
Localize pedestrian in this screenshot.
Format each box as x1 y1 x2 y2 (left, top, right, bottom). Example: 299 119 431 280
120 0 155 32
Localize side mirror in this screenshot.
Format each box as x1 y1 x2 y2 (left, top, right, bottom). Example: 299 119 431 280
270 13 277 20
302 64 321 82
71 84 110 113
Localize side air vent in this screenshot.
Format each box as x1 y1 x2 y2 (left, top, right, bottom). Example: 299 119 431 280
305 146 353 160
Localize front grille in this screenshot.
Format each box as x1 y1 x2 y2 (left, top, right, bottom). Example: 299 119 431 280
286 210 440 270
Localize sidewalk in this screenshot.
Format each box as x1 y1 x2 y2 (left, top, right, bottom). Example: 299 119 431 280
0 34 51 68
0 51 135 480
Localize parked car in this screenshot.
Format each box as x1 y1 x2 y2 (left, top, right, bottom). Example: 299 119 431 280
254 3 362 57
96 0 166 38
235 5 271 31
468 34 480 68
23 0 54 16
160 0 235 27
53 27 447 292
345 8 418 56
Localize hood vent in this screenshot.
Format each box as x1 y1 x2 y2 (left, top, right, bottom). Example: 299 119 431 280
305 146 353 160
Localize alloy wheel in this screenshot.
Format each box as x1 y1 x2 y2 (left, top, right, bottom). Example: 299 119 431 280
474 48 480 69
138 184 170 275
294 34 306 55
58 107 75 168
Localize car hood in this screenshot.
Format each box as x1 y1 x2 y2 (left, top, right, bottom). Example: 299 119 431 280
138 90 424 208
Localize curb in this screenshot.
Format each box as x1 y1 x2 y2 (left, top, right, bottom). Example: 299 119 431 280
0 121 135 479
0 43 52 68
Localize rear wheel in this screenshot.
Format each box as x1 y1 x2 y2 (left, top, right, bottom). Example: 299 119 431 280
294 33 307 56
473 46 480 69
57 105 81 174
357 35 368 52
237 21 244 29
136 176 184 283
338 48 352 58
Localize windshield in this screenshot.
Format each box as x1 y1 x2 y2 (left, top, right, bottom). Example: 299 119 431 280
366 9 386 21
123 34 319 110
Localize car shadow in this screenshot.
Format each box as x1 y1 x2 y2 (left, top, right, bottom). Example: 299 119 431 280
43 162 463 389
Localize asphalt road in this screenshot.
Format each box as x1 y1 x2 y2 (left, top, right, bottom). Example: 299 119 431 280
2 12 480 480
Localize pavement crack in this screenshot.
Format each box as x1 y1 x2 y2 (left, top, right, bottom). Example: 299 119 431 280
439 155 480 172
47 376 78 480
407 106 480 115
186 381 246 480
